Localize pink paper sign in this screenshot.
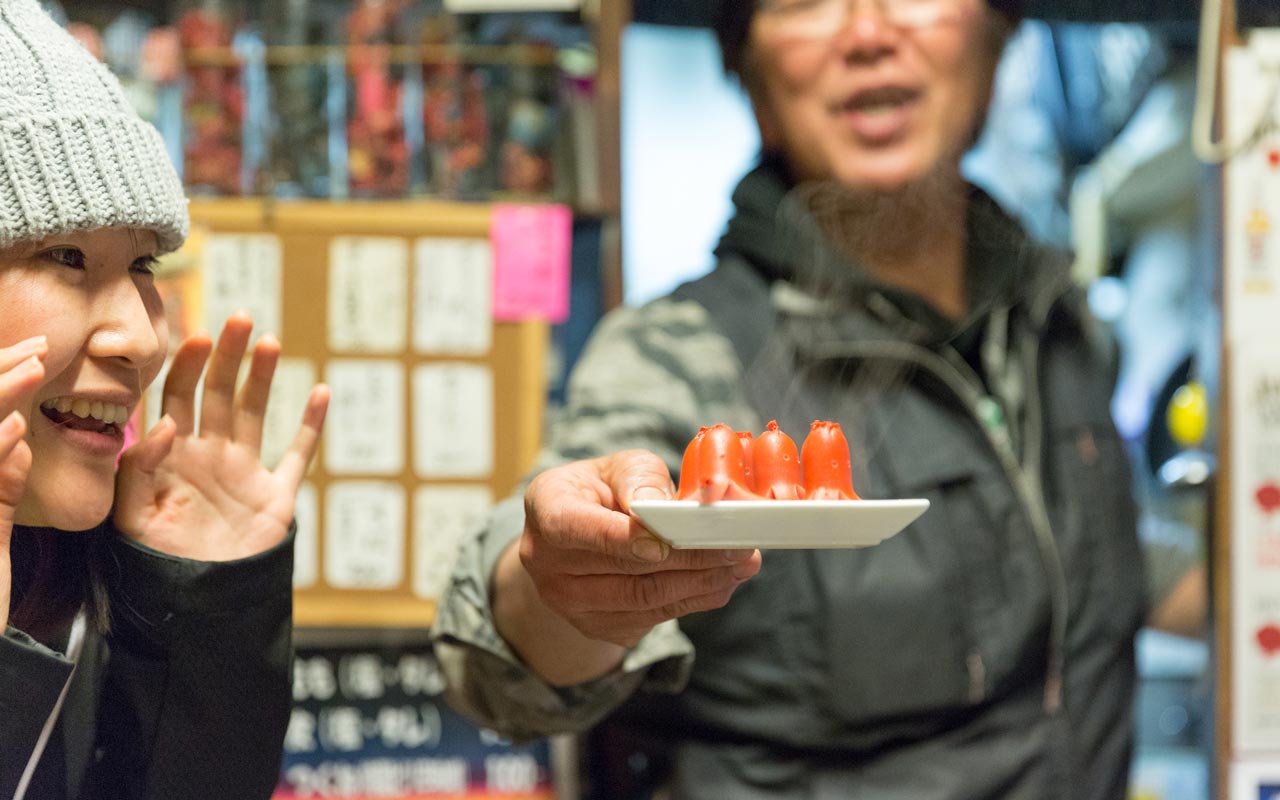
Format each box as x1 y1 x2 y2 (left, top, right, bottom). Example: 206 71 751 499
491 203 571 324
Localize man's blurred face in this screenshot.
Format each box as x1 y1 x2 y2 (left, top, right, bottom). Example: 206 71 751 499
747 0 1004 190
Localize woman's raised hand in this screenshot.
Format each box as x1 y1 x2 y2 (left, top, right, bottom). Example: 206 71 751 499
0 337 45 630
114 312 329 562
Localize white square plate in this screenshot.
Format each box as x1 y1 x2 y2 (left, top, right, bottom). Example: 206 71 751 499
629 499 930 550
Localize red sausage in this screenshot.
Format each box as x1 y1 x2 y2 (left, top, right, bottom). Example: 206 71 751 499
695 423 757 503
676 426 710 500
738 430 756 492
801 420 860 500
753 420 804 500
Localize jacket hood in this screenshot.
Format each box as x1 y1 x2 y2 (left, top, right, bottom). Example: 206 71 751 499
713 153 798 286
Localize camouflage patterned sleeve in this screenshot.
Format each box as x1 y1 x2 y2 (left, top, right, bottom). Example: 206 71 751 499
432 295 760 740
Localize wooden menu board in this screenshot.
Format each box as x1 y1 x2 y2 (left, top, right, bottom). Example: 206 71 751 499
180 199 548 628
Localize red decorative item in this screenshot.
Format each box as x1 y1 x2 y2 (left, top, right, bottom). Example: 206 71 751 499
752 420 804 500
421 15 490 198
346 0 409 197
1268 148 1280 169
178 8 244 195
1257 623 1280 657
801 420 861 500
1256 482 1280 515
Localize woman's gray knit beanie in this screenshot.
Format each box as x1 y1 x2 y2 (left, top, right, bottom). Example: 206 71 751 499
0 0 189 254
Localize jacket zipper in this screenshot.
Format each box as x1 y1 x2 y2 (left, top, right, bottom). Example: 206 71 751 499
800 334 1068 714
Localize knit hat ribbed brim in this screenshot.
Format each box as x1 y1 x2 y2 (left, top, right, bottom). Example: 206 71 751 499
0 0 189 254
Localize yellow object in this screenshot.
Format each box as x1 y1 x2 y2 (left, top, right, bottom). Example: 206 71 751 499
1167 381 1209 448
1246 208 1271 237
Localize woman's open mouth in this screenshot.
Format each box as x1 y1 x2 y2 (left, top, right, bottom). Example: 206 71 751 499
39 396 130 439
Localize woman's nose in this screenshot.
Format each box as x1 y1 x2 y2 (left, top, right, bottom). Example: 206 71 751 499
88 279 165 370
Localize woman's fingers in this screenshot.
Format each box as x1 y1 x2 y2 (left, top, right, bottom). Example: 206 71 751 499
162 334 213 436
0 336 46 374
198 312 254 439
273 384 329 493
0 349 45 419
0 413 20 627
0 411 30 503
0 411 26 458
232 334 281 453
151 314 325 486
0 357 35 633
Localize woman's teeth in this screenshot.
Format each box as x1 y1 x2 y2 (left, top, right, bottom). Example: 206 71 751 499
41 397 130 425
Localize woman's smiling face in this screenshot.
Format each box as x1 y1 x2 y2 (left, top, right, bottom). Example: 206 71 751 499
0 227 167 530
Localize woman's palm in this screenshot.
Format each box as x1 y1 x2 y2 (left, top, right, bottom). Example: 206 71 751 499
117 434 294 561
114 314 327 563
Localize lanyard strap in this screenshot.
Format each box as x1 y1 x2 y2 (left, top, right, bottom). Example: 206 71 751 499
15 612 87 800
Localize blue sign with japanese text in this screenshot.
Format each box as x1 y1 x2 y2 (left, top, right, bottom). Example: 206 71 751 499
274 645 555 799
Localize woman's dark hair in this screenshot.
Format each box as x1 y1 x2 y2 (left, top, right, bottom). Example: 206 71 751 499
9 525 109 641
711 0 1026 79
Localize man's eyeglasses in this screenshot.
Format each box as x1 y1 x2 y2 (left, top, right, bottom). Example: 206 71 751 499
757 0 970 37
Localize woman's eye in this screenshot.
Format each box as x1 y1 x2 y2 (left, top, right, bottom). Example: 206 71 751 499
44 247 86 269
